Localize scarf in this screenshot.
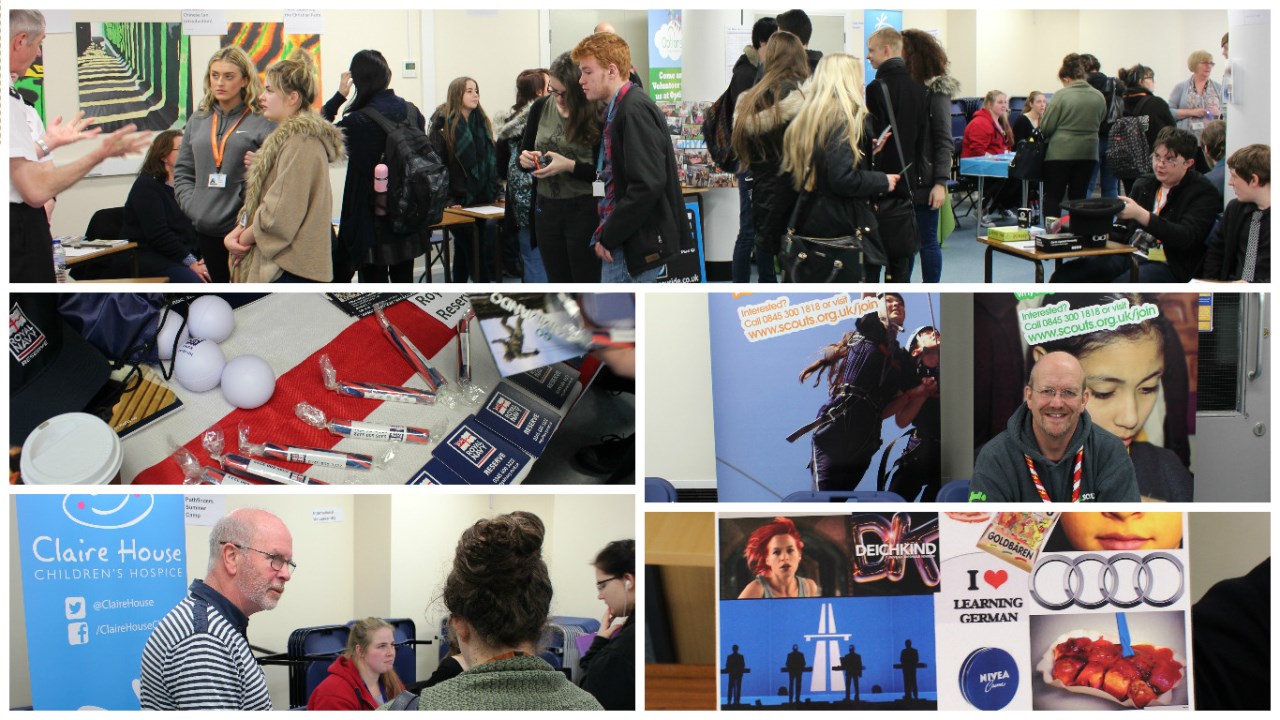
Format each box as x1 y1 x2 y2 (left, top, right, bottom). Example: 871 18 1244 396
454 112 496 205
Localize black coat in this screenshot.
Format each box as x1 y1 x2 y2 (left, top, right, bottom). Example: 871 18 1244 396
323 89 430 262
428 111 500 205
578 617 635 711
120 174 197 262
1122 170 1221 282
1200 199 1269 281
793 120 892 265
597 86 694 274
865 58 930 203
733 82 803 253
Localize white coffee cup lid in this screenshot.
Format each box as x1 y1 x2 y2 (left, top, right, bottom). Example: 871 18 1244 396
20 413 123 485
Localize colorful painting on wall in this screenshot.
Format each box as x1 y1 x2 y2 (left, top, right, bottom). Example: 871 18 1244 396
74 21 192 133
221 22 322 110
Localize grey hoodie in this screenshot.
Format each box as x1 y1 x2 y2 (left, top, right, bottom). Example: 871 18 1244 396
173 103 276 236
970 403 1139 502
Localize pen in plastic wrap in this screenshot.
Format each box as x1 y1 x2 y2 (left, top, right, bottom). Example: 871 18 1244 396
257 442 374 470
221 453 325 485
319 354 436 404
374 306 448 391
296 401 436 445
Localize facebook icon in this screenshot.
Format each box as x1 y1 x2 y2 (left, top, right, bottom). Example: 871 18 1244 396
67 622 89 646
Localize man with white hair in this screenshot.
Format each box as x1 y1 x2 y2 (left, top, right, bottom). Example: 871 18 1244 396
140 509 294 710
9 9 150 281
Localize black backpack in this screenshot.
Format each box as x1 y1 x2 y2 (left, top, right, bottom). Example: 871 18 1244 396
1107 97 1152 179
703 85 736 172
1101 76 1125 126
359 103 448 234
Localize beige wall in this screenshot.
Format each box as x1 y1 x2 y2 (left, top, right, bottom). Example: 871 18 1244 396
9 492 634 709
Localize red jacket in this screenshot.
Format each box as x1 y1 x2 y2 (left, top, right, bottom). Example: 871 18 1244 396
962 108 1010 158
307 656 381 711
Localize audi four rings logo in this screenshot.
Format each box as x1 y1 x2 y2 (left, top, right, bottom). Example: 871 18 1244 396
1029 552 1185 610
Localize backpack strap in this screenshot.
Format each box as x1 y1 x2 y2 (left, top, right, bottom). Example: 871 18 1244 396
358 105 398 134
385 690 420 710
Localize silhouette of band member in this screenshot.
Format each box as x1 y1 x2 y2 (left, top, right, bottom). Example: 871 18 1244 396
722 644 748 705
893 639 927 700
781 644 810 703
833 645 864 701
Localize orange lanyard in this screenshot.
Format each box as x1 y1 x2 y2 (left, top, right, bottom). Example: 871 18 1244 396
210 108 250 172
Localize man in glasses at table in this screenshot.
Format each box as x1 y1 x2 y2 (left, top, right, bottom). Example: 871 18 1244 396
141 508 295 710
1052 126 1221 283
969 352 1138 502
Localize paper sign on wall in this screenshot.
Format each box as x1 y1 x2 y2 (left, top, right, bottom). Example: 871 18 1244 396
313 508 344 523
184 495 225 526
284 9 324 35
182 10 227 35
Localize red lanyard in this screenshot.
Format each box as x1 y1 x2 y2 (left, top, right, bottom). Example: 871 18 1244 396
1023 447 1083 502
210 107 250 172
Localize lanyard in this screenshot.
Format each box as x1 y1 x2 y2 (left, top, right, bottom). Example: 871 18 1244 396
597 82 633 174
210 107 251 172
1023 446 1083 503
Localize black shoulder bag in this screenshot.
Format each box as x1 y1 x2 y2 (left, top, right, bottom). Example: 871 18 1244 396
872 83 920 276
780 169 876 283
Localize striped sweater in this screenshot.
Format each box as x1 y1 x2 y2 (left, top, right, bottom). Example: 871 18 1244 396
139 582 272 710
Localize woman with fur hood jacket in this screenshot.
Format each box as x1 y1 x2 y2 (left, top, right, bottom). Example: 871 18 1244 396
731 31 810 283
225 50 344 283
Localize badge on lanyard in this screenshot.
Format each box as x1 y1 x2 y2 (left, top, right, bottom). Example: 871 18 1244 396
592 181 606 197
208 173 228 188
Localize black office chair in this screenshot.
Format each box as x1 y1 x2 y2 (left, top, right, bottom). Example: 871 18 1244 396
84 206 126 240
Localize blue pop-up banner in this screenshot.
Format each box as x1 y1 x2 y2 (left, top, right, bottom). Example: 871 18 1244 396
16 494 187 710
864 9 904 85
648 9 683 101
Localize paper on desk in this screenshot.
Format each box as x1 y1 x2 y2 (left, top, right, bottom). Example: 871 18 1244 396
462 205 505 214
1006 240 1036 251
64 247 109 258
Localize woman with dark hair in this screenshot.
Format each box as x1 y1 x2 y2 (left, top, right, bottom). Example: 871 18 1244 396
307 617 406 710
1039 53 1106 218
495 68 549 282
120 129 209 282
322 49 429 283
901 28 958 283
738 517 820 598
518 53 603 282
411 512 601 710
730 30 810 283
1027 293 1193 501
430 76 500 282
1012 90 1047 144
579 539 635 710
1115 64 1177 194
225 50 343 283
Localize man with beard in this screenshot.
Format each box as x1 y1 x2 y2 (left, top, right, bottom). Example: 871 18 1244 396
970 351 1138 502
141 509 294 709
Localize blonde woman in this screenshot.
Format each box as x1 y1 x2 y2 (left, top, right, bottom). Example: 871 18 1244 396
307 617 406 710
224 50 343 283
779 54 897 281
175 47 275 282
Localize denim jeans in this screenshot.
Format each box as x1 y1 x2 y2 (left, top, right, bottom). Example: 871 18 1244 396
600 252 663 283
915 204 941 283
1087 134 1120 198
517 225 548 283
730 174 758 282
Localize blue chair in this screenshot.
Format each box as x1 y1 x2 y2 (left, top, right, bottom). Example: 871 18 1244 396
645 476 677 502
936 479 972 502
782 490 908 502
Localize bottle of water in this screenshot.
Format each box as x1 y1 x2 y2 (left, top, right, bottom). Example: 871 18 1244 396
373 162 389 216
52 237 68 283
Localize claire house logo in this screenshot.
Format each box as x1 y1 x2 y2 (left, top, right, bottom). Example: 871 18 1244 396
62 495 155 530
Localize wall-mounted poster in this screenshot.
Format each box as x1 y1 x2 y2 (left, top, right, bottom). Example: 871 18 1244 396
973 293 1199 502
718 510 1194 711
75 22 192 133
221 22 322 110
710 292 942 501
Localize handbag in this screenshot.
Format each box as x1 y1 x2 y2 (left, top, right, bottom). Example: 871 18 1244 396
873 83 920 262
1009 127 1046 181
780 182 872 283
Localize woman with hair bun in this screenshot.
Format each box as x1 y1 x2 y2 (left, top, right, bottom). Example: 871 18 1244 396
737 517 820 599
579 540 635 710
411 511 602 710
307 617 405 710
1039 53 1106 218
225 49 344 283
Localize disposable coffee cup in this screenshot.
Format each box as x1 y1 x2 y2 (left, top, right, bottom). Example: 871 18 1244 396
1017 207 1032 228
20 412 123 485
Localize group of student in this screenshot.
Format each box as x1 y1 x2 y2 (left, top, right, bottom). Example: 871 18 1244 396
9 9 694 284
958 39 1269 283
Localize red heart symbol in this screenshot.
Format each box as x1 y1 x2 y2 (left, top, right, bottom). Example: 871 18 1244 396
983 569 1008 589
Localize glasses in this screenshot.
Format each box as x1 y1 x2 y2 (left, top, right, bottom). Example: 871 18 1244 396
1199 61 1216 67
1151 153 1186 166
1033 387 1081 401
595 576 620 591
224 542 297 572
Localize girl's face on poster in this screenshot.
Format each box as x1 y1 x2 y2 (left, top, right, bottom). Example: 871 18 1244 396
1060 512 1183 551
764 533 801 581
1074 333 1165 448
